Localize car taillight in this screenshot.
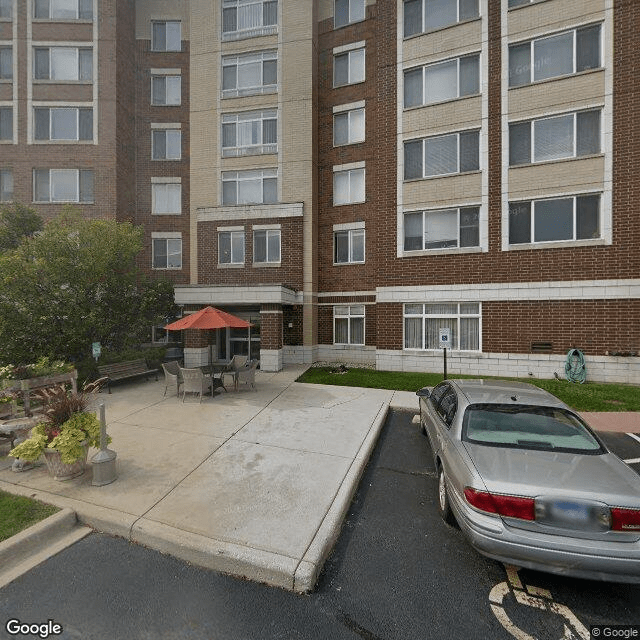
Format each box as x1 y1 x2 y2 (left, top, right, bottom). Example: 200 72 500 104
611 507 640 531
464 487 535 521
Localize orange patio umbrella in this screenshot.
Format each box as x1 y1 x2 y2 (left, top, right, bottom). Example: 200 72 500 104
164 306 252 331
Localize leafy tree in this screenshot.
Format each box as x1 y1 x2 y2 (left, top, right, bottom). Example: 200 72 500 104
0 208 177 366
0 203 44 251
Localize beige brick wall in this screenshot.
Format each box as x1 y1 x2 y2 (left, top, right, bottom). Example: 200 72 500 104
404 173 483 209
403 19 482 64
403 96 482 137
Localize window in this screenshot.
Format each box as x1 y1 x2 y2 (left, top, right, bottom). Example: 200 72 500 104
34 47 92 81
253 228 280 263
222 169 277 205
152 21 181 51
333 166 365 205
404 0 479 38
151 75 181 105
222 51 277 98
153 237 182 269
34 107 93 141
404 130 479 179
34 0 93 20
334 228 365 264
152 182 181 214
509 194 600 245
509 24 601 87
334 305 365 345
404 303 480 351
152 129 181 160
509 110 600 166
222 110 277 157
33 168 93 202
222 0 277 39
404 207 479 251
508 0 532 6
0 47 11 79
334 107 365 146
0 107 11 140
334 0 365 28
404 54 479 107
0 0 12 19
334 47 365 87
219 230 245 264
0 170 12 201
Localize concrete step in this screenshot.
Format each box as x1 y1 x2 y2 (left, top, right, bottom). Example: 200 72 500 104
0 507 92 589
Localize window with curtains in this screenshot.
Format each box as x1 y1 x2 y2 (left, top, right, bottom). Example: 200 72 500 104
0 170 13 202
33 47 92 81
34 107 93 141
33 168 93 203
152 129 181 160
334 107 365 146
333 167 365 205
219 230 245 264
0 107 12 141
0 48 12 79
334 47 365 87
222 51 277 97
152 21 181 52
253 228 280 263
404 53 479 108
509 194 601 245
0 0 13 19
509 109 600 166
222 0 277 40
334 305 365 345
334 228 365 263
404 303 480 351
151 75 181 106
222 169 277 205
404 130 479 179
152 236 182 269
404 0 479 38
222 110 277 157
509 24 601 88
334 0 365 29
34 0 93 20
152 182 181 214
404 207 479 251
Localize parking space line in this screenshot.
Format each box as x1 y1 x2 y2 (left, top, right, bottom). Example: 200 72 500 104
627 433 640 445
624 457 640 464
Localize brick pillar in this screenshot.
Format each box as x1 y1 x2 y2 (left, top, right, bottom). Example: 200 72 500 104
183 329 211 367
260 304 283 372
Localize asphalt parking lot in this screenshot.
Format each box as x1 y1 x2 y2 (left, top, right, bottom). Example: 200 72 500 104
0 410 638 640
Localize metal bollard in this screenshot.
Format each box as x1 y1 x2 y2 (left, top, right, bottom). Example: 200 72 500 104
91 403 117 486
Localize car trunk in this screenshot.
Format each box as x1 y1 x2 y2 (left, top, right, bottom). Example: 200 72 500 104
463 443 640 539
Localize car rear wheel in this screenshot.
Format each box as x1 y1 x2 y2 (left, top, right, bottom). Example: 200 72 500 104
438 466 456 526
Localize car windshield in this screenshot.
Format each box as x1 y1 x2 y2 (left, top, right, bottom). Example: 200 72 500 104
462 404 604 454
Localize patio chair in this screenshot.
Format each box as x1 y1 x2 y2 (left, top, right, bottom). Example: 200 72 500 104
162 362 183 398
179 367 211 403
235 359 259 391
225 354 249 389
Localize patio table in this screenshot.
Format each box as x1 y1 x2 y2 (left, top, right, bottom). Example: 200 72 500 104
199 364 229 394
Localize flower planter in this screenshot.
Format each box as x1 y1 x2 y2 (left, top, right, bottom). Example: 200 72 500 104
43 444 89 481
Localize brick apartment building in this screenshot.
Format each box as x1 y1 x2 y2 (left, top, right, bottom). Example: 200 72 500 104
1 0 639 382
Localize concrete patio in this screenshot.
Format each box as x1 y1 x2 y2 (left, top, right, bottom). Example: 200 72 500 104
0 365 418 592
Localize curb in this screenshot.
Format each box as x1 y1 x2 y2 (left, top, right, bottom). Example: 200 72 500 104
0 507 92 589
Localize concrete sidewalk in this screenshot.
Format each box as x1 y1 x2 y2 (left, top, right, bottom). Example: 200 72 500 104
0 366 418 592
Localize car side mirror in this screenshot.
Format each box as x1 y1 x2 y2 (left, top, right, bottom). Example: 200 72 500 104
416 387 431 398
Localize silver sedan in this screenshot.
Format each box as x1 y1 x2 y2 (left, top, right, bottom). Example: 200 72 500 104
416 379 640 583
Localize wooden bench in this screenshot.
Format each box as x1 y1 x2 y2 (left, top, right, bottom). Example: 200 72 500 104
97 359 158 393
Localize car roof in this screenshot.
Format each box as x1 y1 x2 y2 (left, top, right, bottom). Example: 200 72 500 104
449 379 568 409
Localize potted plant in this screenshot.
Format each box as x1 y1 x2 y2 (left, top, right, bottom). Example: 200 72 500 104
9 386 105 481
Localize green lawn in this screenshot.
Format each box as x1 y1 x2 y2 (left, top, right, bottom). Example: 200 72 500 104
296 367 640 412
0 490 59 542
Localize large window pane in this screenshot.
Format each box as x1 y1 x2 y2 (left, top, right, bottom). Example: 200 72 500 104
509 121 531 165
166 22 181 51
404 212 423 250
51 0 77 19
334 171 349 204
352 229 365 262
79 0 92 20
79 169 93 202
404 140 423 179
334 231 349 263
264 1 277 25
0 107 12 140
267 230 280 261
222 180 237 205
51 169 77 202
231 232 245 263
424 209 457 249
51 108 77 140
425 0 457 31
460 318 479 350
34 48 49 79
165 76 181 104
334 113 349 145
219 232 232 263
534 32 573 81
424 59 457 103
0 48 12 80
351 317 364 345
238 178 261 204
167 239 181 268
34 169 50 201
404 68 423 108
334 54 349 85
350 48 365 83
153 239 167 268
238 60 261 89
335 0 349 27
534 114 573 162
509 42 530 87
79 108 92 140
0 0 12 18
222 65 237 90
459 0 479 20
459 131 479 172
263 177 277 203
263 59 277 85
459 54 479 96
404 0 422 37
534 198 573 242
405 317 422 348
79 49 92 81
577 24 600 72
425 134 457 176
51 48 77 81
460 207 480 247
350 168 365 202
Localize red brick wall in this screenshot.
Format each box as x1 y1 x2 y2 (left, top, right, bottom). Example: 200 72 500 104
260 305 283 350
283 305 303 346
318 298 377 346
